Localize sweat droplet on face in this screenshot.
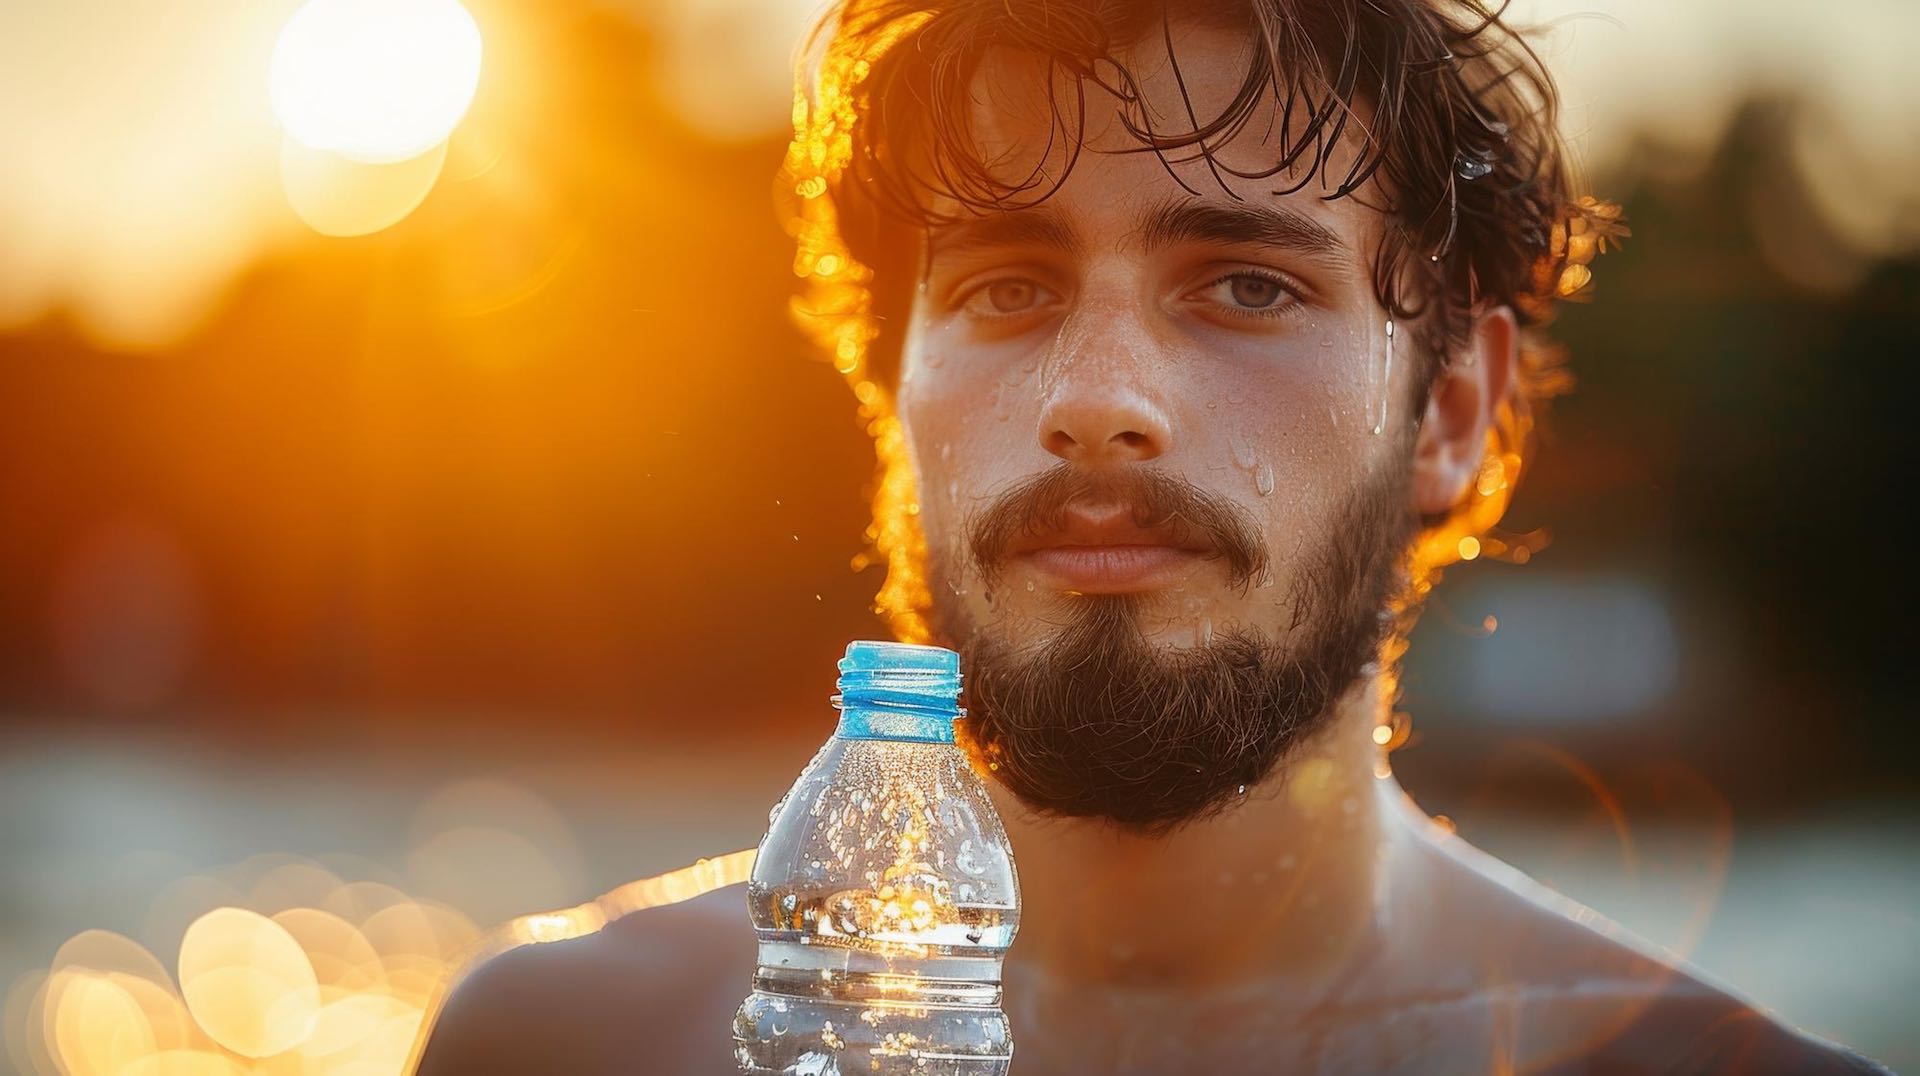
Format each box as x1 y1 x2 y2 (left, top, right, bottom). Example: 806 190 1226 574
1229 432 1257 471
1254 462 1274 496
991 366 1029 424
1371 319 1396 436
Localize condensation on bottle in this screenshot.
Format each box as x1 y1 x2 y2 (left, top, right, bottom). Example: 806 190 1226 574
732 641 1020 1075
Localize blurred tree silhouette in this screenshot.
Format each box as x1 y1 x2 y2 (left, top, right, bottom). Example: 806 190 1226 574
1401 98 1918 809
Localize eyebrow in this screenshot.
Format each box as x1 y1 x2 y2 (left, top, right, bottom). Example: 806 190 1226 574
924 208 1082 260
923 198 1347 266
1136 198 1346 264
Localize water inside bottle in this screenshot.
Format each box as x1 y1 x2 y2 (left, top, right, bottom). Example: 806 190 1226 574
733 642 1019 1075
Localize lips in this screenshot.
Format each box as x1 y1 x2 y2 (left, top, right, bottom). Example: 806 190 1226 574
1008 509 1214 593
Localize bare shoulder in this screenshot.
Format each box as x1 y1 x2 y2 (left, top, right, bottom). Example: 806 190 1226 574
414 885 752 1076
1403 822 1895 1075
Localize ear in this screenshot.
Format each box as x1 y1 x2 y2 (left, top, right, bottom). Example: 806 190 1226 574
1410 305 1518 515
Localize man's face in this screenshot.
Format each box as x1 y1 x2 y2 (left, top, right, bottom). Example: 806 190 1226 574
894 22 1466 830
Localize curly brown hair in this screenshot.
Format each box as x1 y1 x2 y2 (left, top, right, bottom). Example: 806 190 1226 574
778 0 1620 667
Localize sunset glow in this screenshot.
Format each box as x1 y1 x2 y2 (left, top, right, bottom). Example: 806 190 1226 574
270 0 483 164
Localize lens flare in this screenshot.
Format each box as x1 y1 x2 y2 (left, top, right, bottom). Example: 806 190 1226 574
269 0 483 165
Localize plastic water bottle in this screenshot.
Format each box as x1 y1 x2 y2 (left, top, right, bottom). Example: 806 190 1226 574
733 641 1019 1075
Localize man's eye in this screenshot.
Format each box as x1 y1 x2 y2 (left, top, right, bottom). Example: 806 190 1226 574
961 278 1055 319
1196 270 1301 319
1228 275 1283 308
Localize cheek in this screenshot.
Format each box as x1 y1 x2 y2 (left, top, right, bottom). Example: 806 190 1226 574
907 345 1043 440
1194 332 1390 567
899 316 999 441
903 331 1042 487
897 360 975 567
1201 333 1376 482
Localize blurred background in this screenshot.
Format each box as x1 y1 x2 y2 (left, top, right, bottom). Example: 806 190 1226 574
1 0 1915 1072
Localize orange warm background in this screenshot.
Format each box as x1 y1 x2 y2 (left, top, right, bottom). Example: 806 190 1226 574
1 1 1915 1072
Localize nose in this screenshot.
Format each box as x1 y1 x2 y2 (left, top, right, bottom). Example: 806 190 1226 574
1038 376 1171 465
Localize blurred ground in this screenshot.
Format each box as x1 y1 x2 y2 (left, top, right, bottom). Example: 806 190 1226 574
2 726 1912 1072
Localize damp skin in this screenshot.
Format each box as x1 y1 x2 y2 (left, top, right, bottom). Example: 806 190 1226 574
896 86 1405 650
877 19 1573 1072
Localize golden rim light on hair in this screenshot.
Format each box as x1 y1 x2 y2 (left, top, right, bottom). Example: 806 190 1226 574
778 10 1624 746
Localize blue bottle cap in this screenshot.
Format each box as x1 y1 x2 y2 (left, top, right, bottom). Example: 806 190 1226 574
834 641 962 743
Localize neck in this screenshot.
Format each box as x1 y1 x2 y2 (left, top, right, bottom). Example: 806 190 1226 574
989 672 1399 994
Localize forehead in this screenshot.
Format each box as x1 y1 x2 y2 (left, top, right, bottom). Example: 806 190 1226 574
923 18 1388 253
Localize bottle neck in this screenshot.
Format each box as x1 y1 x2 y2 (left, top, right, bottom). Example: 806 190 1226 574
833 700 957 744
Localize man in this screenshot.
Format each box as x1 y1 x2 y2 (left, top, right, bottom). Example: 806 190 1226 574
415 0 1892 1071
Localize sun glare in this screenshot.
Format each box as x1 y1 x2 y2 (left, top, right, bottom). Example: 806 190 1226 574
269 0 483 165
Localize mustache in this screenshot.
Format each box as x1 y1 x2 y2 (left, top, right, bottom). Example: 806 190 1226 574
966 465 1270 592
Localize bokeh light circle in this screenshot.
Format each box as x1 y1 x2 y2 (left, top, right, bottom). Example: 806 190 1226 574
278 136 449 238
46 970 154 1076
269 0 483 164
177 907 321 1058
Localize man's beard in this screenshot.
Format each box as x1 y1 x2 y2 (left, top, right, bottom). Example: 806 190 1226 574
930 462 1414 835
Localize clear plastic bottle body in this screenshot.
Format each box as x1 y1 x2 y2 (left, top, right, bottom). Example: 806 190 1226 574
733 643 1019 1075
